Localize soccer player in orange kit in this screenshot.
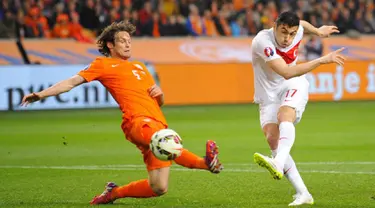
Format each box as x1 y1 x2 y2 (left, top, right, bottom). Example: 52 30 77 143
21 21 223 204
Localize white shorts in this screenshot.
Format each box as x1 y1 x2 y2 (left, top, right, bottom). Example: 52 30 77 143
259 79 309 128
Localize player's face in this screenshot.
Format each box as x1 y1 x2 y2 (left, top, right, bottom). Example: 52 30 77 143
112 31 131 59
274 24 299 48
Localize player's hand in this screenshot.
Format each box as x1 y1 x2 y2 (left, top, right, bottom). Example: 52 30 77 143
21 93 42 106
320 47 346 66
317 25 340 38
148 84 163 98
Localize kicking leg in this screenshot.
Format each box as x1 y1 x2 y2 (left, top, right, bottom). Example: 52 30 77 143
260 121 313 206
174 140 223 174
263 123 309 194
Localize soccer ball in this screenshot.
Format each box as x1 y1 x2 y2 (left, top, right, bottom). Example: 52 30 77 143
150 129 183 161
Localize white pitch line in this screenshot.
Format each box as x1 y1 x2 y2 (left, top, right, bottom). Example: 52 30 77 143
1 161 374 170
225 161 375 166
0 165 374 175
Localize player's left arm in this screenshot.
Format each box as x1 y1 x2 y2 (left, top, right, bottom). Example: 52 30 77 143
300 20 340 38
148 84 164 106
133 61 164 106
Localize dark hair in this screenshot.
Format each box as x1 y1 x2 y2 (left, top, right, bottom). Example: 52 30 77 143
276 11 300 27
97 21 136 57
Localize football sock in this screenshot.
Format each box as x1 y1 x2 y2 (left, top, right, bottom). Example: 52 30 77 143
112 179 158 199
284 155 309 194
272 149 308 194
174 149 208 169
275 122 295 168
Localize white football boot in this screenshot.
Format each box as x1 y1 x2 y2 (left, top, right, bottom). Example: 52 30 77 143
289 193 314 206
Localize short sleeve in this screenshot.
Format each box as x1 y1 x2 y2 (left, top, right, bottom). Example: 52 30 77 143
78 58 104 82
253 37 281 62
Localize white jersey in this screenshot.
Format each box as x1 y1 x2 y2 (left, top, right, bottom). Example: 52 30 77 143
251 25 308 104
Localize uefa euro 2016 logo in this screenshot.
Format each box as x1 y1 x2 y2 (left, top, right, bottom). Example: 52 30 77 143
264 47 274 57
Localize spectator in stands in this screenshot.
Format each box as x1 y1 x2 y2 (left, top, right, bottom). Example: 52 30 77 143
163 14 188 36
130 10 142 36
160 0 176 16
112 0 122 14
244 8 259 35
230 15 247 37
186 4 204 36
66 1 78 21
304 35 323 61
364 10 375 33
24 6 50 38
122 9 131 22
50 2 64 29
178 0 190 17
139 1 152 25
52 14 71 38
69 12 93 43
79 0 99 32
321 10 334 27
214 11 231 36
157 3 168 25
203 10 218 36
336 8 356 34
0 9 16 38
143 11 164 37
15 10 28 38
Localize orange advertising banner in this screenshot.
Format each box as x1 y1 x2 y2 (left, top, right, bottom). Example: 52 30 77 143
155 61 375 105
156 63 254 105
1 36 375 65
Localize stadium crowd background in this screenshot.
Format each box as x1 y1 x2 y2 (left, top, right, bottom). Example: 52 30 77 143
0 0 374 40
0 0 374 61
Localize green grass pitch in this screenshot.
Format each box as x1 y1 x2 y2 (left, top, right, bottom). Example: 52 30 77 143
0 102 374 208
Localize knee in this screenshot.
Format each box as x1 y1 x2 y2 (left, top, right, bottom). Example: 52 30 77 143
277 106 296 122
150 182 168 196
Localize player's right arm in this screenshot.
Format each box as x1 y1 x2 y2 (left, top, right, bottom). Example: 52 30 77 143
21 58 104 106
21 75 86 106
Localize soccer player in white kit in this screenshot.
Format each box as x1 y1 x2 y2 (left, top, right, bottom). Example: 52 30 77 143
251 11 346 206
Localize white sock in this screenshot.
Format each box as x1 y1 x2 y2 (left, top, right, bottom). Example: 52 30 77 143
271 149 277 158
272 149 309 195
284 155 309 194
275 122 295 168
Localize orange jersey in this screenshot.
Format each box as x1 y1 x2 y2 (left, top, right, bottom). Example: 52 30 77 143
78 57 167 126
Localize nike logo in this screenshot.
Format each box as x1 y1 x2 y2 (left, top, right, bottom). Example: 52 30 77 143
112 64 119 67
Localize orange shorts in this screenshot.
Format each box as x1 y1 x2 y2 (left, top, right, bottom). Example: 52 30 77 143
122 117 172 171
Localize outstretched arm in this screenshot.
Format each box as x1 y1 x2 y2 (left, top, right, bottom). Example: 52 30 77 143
300 20 339 37
267 47 346 80
21 75 86 106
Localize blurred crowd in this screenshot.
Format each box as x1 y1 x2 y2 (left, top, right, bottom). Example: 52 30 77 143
0 0 374 40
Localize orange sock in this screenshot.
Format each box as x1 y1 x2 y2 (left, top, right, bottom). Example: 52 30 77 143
174 149 208 169
112 179 158 199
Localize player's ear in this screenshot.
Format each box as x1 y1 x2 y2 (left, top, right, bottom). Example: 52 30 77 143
106 41 114 50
